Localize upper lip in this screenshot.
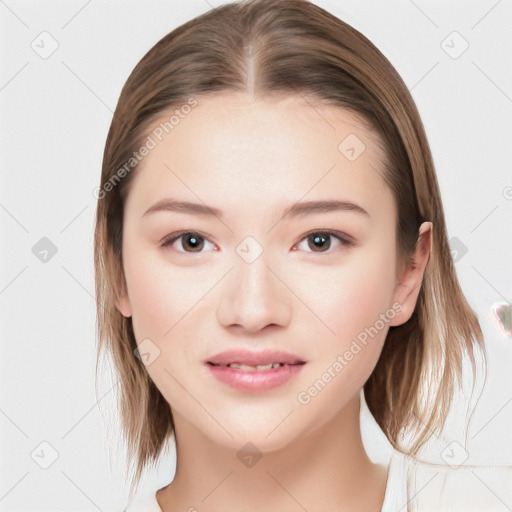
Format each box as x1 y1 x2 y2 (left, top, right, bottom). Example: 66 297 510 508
206 349 305 366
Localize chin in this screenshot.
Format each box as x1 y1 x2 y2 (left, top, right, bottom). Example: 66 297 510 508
213 428 299 455
195 407 312 455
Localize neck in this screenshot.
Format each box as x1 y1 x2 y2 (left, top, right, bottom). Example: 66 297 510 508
157 394 388 512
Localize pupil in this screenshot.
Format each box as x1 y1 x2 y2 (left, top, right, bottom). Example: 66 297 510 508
310 233 330 252
184 234 203 251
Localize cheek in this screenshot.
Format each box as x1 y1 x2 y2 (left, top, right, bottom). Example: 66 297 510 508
125 268 160 340
124 247 224 346
123 250 205 402
123 249 183 340
293 250 397 414
296 244 397 341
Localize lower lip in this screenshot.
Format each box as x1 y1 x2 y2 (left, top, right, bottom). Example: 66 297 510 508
206 363 305 391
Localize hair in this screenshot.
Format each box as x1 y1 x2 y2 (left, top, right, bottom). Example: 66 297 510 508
94 0 486 499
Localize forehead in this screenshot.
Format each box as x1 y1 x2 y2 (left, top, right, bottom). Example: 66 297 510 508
125 92 392 219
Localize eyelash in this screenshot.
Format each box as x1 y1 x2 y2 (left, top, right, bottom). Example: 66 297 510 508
160 229 354 255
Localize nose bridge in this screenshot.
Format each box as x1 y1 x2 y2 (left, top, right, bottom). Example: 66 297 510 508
233 233 273 292
216 236 292 332
236 246 272 297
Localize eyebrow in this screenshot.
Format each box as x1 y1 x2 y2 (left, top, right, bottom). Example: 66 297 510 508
142 198 370 219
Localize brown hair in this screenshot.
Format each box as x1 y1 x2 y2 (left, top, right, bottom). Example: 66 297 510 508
94 0 486 498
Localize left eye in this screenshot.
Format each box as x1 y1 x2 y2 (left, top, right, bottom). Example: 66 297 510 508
293 231 353 253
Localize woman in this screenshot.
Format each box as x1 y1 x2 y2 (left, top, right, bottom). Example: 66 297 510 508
94 1 509 510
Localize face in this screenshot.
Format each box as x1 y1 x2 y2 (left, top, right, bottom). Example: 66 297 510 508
116 93 421 453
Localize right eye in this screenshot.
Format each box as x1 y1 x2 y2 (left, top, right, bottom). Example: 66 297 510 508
160 231 217 254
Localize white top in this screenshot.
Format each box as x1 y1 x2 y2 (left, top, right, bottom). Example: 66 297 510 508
382 450 512 511
124 450 512 511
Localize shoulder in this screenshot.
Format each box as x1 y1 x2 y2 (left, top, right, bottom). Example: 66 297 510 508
382 449 512 511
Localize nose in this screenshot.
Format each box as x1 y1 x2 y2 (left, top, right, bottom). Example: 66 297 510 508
216 250 293 334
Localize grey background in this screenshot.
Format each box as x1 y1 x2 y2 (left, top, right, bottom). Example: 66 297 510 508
1 0 511 510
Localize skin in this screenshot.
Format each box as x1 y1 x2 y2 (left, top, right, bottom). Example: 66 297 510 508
116 92 432 512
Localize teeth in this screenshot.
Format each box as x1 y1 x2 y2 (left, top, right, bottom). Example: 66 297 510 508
224 362 283 371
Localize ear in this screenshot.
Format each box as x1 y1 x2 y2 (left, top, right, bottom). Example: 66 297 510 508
389 221 432 327
115 293 132 318
113 266 132 318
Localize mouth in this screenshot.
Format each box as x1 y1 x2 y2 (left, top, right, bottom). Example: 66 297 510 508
207 361 305 372
206 349 306 369
205 349 306 390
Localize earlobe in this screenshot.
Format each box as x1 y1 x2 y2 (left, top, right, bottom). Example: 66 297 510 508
112 264 132 318
115 294 132 318
389 222 432 327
